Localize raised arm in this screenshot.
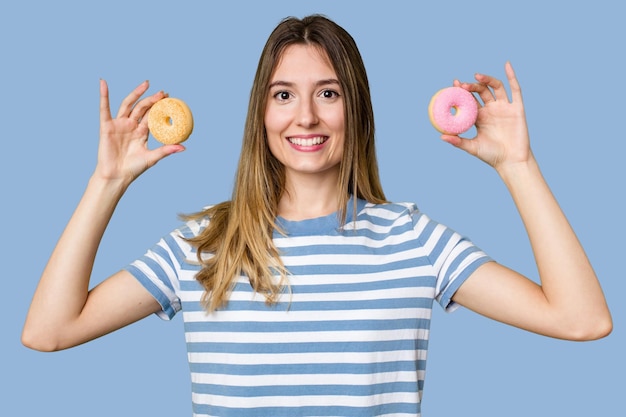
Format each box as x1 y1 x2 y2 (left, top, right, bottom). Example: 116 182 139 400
449 63 612 341
22 80 184 351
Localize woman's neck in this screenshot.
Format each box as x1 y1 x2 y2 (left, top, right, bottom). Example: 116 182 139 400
278 171 342 220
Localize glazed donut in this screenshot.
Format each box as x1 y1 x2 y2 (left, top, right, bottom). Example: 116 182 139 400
148 97 194 144
428 86 478 135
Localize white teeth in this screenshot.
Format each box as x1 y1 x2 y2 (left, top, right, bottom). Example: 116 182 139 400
288 136 326 146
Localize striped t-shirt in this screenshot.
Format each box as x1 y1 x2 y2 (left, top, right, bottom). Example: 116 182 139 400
126 197 491 416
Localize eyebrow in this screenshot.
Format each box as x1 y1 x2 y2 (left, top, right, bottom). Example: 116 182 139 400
268 79 341 89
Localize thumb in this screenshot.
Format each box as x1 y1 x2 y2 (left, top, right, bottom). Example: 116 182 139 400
441 134 478 157
146 144 186 168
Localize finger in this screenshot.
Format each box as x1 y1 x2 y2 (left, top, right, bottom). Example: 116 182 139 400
505 61 523 103
99 79 112 124
453 79 483 108
441 133 478 157
116 80 150 119
466 81 496 105
475 72 508 102
132 90 169 126
146 144 186 167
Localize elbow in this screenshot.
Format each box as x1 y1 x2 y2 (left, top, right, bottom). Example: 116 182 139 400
582 317 613 341
563 314 613 342
21 325 63 352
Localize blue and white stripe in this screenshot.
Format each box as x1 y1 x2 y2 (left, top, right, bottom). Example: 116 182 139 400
126 198 491 416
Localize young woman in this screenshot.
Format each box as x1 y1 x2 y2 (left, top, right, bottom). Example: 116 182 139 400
23 15 611 416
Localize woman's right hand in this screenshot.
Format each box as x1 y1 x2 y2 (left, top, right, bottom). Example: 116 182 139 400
96 80 185 185
22 80 176 352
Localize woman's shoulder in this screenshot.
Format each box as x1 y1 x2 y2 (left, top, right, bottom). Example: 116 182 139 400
358 199 421 220
175 204 220 238
349 199 431 233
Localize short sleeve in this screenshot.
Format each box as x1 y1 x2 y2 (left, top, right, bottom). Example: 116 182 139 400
410 207 492 312
435 235 492 312
124 225 196 320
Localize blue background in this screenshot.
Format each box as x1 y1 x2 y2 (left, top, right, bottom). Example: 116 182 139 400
2 1 623 415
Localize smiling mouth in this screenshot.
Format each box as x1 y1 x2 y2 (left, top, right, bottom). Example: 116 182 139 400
287 136 328 146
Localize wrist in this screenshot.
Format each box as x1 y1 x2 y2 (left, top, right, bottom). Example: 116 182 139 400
495 154 540 186
87 173 130 200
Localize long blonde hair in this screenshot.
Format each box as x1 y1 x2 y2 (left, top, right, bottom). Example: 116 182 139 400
184 15 387 311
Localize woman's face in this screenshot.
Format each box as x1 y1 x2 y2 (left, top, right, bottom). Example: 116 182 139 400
264 44 345 182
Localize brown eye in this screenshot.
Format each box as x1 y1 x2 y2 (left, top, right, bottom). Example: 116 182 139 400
274 91 291 101
321 89 339 99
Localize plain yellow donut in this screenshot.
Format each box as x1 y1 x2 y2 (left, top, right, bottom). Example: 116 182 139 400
148 97 194 145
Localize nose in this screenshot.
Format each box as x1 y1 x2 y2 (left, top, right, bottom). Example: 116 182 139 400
296 98 319 128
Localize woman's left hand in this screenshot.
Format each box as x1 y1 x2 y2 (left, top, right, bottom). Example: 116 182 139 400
442 62 532 171
448 62 612 341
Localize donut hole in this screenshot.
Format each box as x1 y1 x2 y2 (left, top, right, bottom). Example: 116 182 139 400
450 106 458 116
166 117 173 126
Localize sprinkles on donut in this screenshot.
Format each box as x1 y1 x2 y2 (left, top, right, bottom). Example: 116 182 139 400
428 86 478 135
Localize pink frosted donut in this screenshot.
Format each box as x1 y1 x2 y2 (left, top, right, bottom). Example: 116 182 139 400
428 86 478 135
